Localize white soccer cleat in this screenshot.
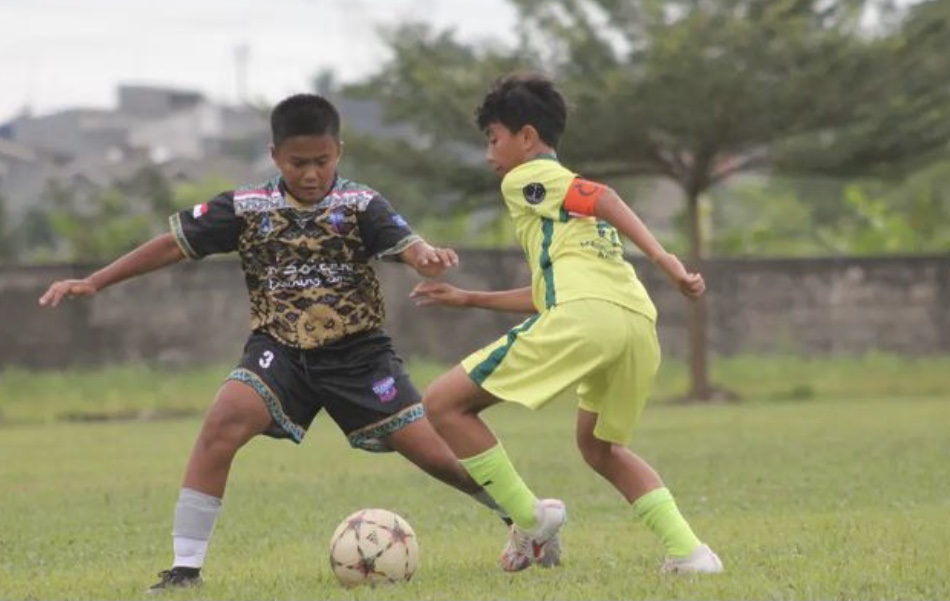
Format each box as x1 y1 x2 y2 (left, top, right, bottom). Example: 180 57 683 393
660 543 724 574
499 498 567 572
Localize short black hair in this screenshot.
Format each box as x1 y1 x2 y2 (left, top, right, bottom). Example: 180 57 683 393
475 72 567 148
270 94 341 146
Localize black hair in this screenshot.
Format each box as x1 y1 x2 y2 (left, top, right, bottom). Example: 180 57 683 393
270 94 341 146
475 72 567 148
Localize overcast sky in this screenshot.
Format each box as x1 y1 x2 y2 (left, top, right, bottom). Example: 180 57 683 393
0 0 517 122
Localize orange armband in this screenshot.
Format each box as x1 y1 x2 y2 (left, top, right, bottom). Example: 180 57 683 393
562 178 607 216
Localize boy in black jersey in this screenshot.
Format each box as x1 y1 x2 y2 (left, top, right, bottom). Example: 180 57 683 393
39 94 508 591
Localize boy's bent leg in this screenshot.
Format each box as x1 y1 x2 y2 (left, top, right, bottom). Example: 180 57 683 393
424 365 565 571
385 416 480 494
183 379 274 497
576 409 663 503
151 380 273 591
576 409 720 572
424 365 538 525
424 365 503 457
385 417 512 525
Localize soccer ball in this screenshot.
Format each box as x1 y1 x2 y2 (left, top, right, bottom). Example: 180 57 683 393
328 508 419 587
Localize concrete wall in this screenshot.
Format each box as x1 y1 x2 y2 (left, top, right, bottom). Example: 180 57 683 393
2 252 948 370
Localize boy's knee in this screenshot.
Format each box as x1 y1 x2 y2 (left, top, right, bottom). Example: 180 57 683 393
422 392 451 428
577 435 615 470
198 408 258 454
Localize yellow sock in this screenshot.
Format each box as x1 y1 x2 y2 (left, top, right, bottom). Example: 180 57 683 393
459 443 538 529
632 487 702 558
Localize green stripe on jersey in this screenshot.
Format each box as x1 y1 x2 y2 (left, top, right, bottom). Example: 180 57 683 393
469 314 541 385
540 218 556 309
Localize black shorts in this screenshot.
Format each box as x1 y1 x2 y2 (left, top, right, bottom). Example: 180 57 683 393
227 329 423 452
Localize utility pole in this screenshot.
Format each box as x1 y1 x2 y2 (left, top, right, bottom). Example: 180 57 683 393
234 44 250 105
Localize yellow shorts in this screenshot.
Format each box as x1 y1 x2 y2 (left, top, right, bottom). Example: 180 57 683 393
462 298 660 444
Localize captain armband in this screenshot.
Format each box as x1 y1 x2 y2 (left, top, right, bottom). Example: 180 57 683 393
562 178 608 217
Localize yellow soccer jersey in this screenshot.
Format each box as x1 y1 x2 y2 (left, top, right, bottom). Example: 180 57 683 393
500 156 657 320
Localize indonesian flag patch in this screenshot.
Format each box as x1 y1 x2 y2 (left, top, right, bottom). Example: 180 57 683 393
192 203 209 219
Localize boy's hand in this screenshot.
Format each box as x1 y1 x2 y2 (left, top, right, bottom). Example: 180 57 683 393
410 281 470 308
411 243 459 278
38 279 98 307
654 253 706 299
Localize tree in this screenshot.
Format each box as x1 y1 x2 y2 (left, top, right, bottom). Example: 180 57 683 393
350 0 950 400
0 193 17 263
709 159 950 256
342 25 528 223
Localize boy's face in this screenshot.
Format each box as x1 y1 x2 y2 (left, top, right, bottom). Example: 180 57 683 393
271 134 342 203
484 122 532 177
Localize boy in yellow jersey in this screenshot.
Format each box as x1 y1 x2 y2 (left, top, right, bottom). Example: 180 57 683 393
412 72 724 574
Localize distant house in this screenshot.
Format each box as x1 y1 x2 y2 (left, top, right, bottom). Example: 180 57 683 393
0 137 60 217
117 85 205 119
127 95 269 162
7 109 133 158
0 84 269 222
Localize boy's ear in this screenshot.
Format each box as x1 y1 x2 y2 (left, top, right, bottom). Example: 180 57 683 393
519 124 541 148
269 143 277 161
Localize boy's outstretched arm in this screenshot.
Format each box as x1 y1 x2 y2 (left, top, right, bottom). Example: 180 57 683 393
570 183 705 298
38 233 186 307
399 240 460 279
411 282 537 314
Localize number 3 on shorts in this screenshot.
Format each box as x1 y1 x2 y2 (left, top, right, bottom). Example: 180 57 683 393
259 350 275 369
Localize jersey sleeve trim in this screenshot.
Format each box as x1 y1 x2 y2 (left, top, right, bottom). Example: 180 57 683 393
375 234 423 260
169 214 201 260
563 178 607 217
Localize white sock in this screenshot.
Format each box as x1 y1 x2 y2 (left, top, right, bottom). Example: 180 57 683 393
172 488 222 569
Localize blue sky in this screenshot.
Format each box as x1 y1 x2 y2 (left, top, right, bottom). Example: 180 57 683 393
0 0 517 121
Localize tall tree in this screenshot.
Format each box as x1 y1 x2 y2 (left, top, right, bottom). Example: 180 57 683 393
0 193 17 263
353 0 950 400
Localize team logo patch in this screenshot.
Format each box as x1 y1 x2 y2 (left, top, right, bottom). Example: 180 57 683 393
392 214 409 228
328 210 346 234
372 376 398 403
259 214 273 236
192 203 209 218
522 183 546 205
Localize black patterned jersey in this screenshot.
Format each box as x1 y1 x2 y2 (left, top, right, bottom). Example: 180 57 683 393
169 176 421 349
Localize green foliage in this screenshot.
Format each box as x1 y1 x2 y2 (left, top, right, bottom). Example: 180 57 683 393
338 25 525 226
708 178 826 256
819 184 920 254
350 0 950 246
172 175 238 210
0 394 947 599
0 193 17 263
26 171 237 263
774 0 950 177
17 208 58 259
709 159 950 256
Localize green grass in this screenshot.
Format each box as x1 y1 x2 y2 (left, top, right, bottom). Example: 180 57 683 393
653 352 950 402
2 353 950 425
1 385 948 599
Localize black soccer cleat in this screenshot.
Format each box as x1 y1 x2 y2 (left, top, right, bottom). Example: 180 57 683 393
147 567 203 592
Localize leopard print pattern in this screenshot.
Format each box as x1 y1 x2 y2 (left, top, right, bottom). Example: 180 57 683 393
235 178 391 349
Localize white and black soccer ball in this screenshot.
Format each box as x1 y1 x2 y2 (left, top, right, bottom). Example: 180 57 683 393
328 508 419 587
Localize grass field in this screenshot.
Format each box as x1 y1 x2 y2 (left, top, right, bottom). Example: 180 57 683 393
1 358 949 600
2 353 950 424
